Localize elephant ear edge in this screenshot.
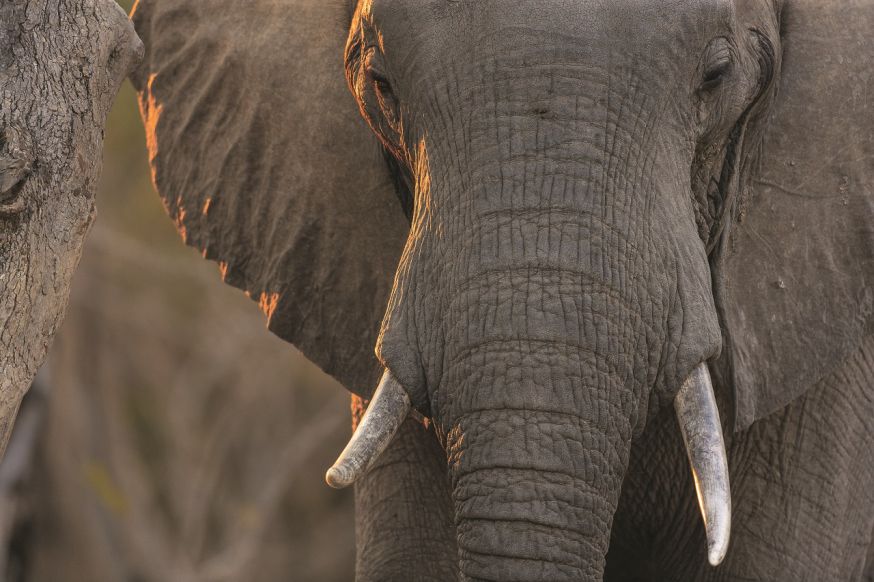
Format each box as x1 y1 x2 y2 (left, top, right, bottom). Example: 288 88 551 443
129 0 409 397
720 2 874 431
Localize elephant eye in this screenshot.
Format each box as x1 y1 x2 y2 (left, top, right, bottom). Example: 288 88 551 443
364 50 401 129
372 71 394 100
365 51 395 98
700 38 733 92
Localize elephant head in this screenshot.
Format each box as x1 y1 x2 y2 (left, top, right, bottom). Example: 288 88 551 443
131 0 874 579
0 0 142 451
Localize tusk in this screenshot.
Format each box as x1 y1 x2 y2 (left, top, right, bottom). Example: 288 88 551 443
674 362 731 567
325 370 411 489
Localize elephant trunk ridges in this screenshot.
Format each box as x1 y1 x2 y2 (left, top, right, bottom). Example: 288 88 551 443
426 112 647 581
438 270 647 581
447 396 632 580
372 51 723 578
430 162 657 578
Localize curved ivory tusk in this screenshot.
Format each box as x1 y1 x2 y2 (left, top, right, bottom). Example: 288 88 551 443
325 370 411 489
674 362 731 566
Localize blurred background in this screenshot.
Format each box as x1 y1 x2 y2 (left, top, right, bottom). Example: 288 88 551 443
0 1 356 580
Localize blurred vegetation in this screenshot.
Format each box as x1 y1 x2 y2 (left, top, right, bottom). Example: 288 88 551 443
0 2 356 580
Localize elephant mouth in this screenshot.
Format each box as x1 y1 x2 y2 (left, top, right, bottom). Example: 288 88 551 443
326 362 731 566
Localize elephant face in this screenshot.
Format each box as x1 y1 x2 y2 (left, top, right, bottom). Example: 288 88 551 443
133 0 874 579
0 0 142 449
343 1 774 576
350 0 772 408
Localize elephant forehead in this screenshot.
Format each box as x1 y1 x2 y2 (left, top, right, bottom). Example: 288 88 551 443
369 0 735 84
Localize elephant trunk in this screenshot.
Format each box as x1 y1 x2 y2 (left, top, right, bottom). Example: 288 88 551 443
437 261 645 581
360 57 728 574
445 366 631 581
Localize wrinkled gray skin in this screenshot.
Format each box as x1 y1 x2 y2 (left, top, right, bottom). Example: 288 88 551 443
0 1 141 453
131 0 874 580
363 3 727 579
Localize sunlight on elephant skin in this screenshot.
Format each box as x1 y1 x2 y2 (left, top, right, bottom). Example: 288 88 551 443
128 0 874 579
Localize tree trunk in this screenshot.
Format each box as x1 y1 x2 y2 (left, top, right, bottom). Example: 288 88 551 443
0 0 141 453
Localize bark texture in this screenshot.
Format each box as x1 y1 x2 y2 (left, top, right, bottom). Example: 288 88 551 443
0 0 141 452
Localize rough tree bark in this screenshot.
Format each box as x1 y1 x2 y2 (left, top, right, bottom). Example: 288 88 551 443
0 0 141 452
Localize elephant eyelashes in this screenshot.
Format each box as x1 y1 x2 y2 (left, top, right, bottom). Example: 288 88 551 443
700 38 733 92
365 51 401 129
351 42 406 159
702 60 730 89
373 74 391 95
373 74 400 122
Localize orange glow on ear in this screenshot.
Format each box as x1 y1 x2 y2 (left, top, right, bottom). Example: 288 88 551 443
258 292 280 323
139 72 194 245
138 73 164 187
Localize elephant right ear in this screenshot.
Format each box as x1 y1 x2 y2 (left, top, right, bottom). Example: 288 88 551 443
718 2 874 431
129 0 409 397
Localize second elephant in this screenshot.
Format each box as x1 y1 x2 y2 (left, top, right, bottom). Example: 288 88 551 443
131 1 874 580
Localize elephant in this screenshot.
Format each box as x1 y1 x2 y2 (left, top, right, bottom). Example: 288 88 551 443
130 0 874 580
0 1 142 453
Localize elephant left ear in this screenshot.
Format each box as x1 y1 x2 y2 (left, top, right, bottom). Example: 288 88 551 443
718 3 874 431
129 0 409 398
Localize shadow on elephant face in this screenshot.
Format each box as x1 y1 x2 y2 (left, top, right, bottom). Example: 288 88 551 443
132 0 874 578
0 0 142 451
